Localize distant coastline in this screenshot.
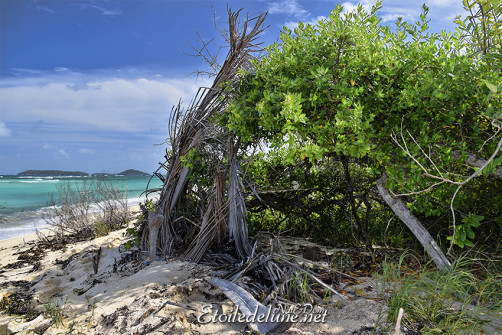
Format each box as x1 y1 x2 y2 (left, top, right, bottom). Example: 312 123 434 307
92 169 150 177
16 169 150 177
0 172 162 241
17 170 88 177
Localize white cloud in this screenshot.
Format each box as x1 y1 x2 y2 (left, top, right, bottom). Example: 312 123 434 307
41 142 69 158
427 0 459 8
79 148 96 154
268 0 309 19
341 0 377 14
338 1 450 24
58 149 69 158
0 71 201 133
74 3 122 16
10 68 43 76
35 5 56 14
376 1 464 26
284 16 327 31
43 142 53 150
425 0 465 24
0 122 11 137
67 80 101 91
381 13 414 23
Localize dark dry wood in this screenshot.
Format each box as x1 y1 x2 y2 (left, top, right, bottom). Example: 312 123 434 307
93 247 102 275
376 173 451 270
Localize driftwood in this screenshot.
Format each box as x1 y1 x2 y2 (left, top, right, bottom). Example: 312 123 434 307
209 277 286 334
285 253 359 281
395 307 404 335
376 173 451 270
148 212 164 261
93 247 102 275
213 233 354 307
391 122 502 256
275 255 346 300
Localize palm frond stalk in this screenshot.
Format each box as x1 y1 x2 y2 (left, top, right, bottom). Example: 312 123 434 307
143 9 268 262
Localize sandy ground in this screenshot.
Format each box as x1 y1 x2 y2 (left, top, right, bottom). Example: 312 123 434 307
2 228 502 335
0 226 394 335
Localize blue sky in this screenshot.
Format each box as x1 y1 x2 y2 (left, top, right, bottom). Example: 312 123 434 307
0 0 465 175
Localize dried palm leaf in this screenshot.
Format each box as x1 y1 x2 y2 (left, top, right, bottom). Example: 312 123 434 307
143 9 267 261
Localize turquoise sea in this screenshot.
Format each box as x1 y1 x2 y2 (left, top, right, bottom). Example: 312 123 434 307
0 175 163 241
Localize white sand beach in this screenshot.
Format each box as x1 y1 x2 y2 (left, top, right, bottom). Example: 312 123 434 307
0 222 392 335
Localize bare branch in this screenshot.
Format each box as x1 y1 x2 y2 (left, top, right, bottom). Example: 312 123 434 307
390 115 502 255
447 134 502 254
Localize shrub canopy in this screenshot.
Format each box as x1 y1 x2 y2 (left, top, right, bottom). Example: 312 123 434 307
221 1 501 247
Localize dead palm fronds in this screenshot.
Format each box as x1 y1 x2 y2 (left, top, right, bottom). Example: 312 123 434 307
144 9 268 261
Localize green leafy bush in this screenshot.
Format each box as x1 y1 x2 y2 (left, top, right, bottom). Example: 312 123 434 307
220 0 501 249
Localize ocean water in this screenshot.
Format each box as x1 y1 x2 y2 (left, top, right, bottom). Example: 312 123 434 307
0 175 163 241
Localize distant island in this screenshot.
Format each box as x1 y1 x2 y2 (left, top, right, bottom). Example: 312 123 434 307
92 169 150 177
117 169 150 176
17 169 150 177
17 170 89 177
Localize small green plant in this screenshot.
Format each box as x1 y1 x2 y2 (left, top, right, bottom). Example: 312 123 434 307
375 251 421 297
67 320 76 334
139 198 157 212
323 287 332 304
377 251 499 334
123 235 140 251
44 295 69 328
84 295 99 329
330 252 353 270
124 198 158 250
447 213 483 248
288 271 315 303
94 221 110 237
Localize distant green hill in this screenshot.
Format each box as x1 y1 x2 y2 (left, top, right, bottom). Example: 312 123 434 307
117 169 150 176
17 170 89 177
91 169 150 177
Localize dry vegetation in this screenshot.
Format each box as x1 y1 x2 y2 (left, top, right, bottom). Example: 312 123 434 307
43 179 131 243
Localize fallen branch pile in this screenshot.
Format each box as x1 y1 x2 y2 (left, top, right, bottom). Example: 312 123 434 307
142 8 267 262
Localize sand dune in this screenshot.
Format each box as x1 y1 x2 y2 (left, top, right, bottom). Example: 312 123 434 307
0 228 387 334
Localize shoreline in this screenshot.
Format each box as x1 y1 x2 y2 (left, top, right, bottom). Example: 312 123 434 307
0 204 141 270
0 174 162 241
0 204 141 247
0 196 154 242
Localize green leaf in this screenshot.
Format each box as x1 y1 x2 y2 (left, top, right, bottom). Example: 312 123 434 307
460 230 467 242
454 19 466 27
484 80 498 93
